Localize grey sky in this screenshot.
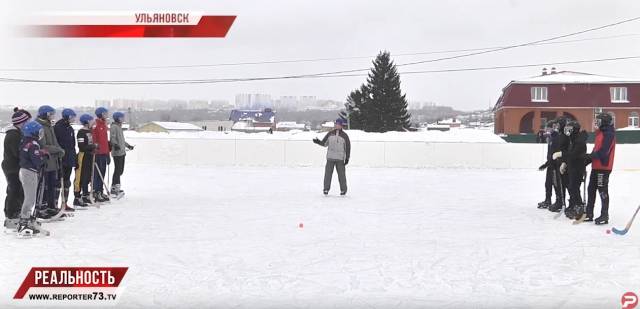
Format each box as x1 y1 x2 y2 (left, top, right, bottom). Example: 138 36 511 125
1 0 639 111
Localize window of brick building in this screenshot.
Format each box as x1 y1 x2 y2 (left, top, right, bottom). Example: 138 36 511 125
610 87 628 103
531 87 548 102
629 112 639 128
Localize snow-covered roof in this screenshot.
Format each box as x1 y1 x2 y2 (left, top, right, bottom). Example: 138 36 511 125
276 122 306 129
151 121 203 131
511 71 640 85
321 121 335 128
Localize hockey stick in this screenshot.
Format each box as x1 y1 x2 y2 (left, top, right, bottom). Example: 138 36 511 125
93 162 111 203
612 205 640 236
32 166 46 218
90 153 96 204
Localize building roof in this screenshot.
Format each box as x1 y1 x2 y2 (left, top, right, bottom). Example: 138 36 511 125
229 109 276 123
149 121 203 131
511 71 640 85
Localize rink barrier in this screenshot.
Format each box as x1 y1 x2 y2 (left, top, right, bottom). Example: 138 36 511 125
119 137 640 170
1 135 637 169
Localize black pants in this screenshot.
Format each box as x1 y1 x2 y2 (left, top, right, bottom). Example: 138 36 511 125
112 155 125 187
93 154 108 193
544 165 563 203
586 170 611 217
60 165 73 204
323 159 347 193
40 170 60 210
74 152 93 198
567 168 585 207
4 172 24 219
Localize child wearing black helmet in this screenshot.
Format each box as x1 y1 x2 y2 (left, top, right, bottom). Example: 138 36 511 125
73 114 97 207
552 119 587 219
584 113 616 224
537 119 563 209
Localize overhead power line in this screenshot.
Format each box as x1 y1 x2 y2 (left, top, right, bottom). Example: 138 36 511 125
1 55 638 85
0 33 638 72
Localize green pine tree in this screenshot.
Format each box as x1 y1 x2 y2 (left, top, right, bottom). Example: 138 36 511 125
342 51 411 132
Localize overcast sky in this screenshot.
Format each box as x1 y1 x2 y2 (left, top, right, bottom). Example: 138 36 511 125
1 0 639 111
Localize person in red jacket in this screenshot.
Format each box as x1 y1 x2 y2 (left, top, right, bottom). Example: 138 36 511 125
584 113 616 225
92 107 111 202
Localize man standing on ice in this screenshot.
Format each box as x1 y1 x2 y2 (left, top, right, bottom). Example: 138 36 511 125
584 113 616 224
313 118 351 196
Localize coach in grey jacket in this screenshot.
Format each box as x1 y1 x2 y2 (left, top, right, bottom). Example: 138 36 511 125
313 118 351 195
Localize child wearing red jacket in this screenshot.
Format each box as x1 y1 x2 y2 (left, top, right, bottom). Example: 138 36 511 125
585 113 616 225
92 107 111 202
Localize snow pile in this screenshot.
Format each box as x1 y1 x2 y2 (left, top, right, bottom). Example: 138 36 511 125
512 71 640 84
149 121 203 131
124 128 506 143
1 166 638 308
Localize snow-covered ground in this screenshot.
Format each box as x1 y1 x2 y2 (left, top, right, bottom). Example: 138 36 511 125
1 165 639 308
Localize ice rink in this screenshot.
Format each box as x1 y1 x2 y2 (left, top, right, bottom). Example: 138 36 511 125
1 165 639 308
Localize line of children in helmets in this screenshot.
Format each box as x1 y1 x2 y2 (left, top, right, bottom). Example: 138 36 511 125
2 106 133 236
537 113 616 225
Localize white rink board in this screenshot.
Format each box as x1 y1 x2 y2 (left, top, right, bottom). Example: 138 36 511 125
122 137 640 170
1 134 638 170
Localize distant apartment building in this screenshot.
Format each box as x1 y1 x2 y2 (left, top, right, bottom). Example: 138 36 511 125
299 96 317 109
278 96 298 109
187 100 209 110
209 100 233 110
235 93 272 109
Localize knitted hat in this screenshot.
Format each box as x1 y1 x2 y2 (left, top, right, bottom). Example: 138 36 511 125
11 107 31 125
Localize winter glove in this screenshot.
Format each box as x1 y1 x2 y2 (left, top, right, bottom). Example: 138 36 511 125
559 162 567 175
552 152 562 160
108 142 113 152
39 149 50 158
584 154 592 166
106 156 111 165
312 138 323 146
126 145 135 151
344 159 349 166
113 144 121 151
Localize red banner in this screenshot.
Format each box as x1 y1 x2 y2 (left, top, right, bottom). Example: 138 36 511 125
19 15 236 38
14 267 128 299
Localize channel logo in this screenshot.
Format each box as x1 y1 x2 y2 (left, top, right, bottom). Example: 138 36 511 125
622 292 638 309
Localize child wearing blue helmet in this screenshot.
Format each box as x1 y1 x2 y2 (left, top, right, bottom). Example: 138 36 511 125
313 118 351 195
16 120 49 237
73 114 97 207
35 105 65 218
109 111 134 198
54 108 77 212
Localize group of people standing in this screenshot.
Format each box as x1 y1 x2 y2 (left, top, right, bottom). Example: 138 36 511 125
537 113 616 224
2 106 133 236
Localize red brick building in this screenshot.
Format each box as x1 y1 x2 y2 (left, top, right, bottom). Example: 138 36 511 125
494 69 640 134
